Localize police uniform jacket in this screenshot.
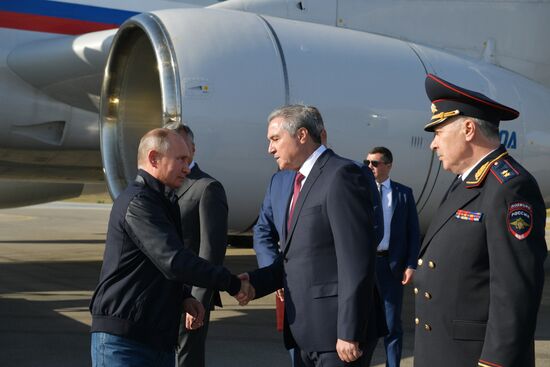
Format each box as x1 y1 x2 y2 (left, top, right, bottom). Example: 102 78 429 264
414 145 547 367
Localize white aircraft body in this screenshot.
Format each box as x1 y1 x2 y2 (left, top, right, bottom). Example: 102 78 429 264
1 0 549 233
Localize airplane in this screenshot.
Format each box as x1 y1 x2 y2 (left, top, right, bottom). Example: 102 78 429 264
1 0 549 234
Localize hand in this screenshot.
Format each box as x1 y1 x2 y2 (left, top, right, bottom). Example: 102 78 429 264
336 339 363 363
402 268 415 285
183 298 205 330
235 273 255 306
276 288 284 302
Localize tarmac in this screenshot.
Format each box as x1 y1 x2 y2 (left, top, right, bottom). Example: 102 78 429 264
0 202 548 367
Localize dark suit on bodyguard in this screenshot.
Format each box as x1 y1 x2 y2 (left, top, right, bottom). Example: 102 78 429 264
375 180 419 367
176 163 228 367
383 181 420 279
249 148 386 366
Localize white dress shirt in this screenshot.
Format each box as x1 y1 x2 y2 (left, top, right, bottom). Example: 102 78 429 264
377 178 393 251
288 145 327 213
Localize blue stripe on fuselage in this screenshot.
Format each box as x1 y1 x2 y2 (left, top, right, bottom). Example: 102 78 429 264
0 0 138 25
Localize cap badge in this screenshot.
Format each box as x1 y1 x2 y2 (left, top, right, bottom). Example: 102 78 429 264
431 109 460 122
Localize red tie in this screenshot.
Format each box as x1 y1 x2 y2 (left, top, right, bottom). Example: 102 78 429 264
287 172 305 231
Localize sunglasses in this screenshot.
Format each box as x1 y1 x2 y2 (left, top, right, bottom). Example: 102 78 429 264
363 159 385 167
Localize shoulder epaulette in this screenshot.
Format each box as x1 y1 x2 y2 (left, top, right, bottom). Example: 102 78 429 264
465 152 508 188
489 158 520 184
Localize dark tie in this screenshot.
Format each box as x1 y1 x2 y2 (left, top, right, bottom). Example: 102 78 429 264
440 175 461 204
287 172 305 231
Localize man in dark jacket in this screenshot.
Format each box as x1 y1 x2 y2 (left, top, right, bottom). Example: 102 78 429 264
89 128 252 367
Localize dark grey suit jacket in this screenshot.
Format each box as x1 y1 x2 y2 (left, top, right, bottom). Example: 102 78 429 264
177 164 228 307
249 149 385 352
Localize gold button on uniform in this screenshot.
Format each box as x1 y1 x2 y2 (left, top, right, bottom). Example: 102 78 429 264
414 287 419 295
428 261 436 269
415 318 420 325
424 292 432 299
424 324 432 331
418 259 423 266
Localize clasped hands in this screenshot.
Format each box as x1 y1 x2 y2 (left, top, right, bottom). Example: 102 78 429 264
235 273 255 306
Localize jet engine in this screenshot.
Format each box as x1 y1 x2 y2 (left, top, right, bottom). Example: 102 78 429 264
0 181 84 209
100 8 550 231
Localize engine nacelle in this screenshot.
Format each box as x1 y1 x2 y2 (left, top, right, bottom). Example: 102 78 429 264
100 8 430 231
0 181 84 208
100 8 550 231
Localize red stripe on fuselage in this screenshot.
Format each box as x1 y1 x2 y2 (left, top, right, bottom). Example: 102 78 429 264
0 10 118 35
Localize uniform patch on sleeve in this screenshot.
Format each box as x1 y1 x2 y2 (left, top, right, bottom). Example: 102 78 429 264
507 202 533 240
490 159 519 184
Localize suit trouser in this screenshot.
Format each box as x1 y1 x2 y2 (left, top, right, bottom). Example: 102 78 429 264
176 289 214 367
292 338 377 367
375 256 404 367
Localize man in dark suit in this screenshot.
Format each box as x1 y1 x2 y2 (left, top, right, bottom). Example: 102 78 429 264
170 124 229 367
254 133 383 270
244 104 385 367
415 74 547 367
365 146 420 367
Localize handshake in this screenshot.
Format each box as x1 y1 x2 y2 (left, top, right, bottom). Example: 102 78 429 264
235 273 255 306
184 272 256 331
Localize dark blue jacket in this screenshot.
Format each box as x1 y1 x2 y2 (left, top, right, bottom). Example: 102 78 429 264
253 165 383 268
90 170 240 352
386 180 421 275
249 150 386 352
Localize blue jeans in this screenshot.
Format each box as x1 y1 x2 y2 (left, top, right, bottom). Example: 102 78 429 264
91 332 175 367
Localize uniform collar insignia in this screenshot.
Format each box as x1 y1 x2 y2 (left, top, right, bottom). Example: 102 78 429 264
474 161 491 181
465 147 508 188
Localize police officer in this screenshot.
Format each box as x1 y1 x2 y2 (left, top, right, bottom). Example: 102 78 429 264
414 74 547 367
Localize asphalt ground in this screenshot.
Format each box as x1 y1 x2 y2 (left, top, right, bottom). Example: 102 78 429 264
0 202 548 367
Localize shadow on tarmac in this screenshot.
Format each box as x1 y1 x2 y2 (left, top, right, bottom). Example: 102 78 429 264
0 201 548 367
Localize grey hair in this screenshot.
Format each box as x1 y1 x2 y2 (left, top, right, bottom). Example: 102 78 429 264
164 122 194 143
268 104 324 144
137 128 176 166
471 117 500 141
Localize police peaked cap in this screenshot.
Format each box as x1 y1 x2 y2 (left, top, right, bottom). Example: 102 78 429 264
424 74 519 132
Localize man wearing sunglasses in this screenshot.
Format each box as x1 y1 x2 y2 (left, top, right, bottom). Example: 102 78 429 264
365 147 420 367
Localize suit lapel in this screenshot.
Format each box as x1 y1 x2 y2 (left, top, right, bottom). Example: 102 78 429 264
177 165 201 198
282 150 331 255
420 182 479 254
390 181 399 217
